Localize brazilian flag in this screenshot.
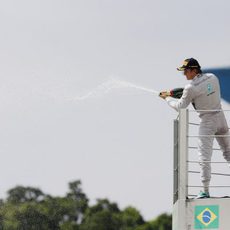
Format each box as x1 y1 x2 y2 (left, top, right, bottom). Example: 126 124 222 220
194 205 219 229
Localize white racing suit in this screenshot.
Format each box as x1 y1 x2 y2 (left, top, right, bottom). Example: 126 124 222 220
166 73 230 191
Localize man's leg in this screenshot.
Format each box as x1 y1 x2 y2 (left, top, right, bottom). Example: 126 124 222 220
216 112 230 162
198 123 215 194
216 131 230 163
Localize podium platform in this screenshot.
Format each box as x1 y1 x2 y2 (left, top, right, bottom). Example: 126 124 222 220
173 109 230 230
173 197 230 230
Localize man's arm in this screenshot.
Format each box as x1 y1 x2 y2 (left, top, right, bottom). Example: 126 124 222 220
164 85 193 112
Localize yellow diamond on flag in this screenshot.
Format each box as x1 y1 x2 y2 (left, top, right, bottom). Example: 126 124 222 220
196 208 217 227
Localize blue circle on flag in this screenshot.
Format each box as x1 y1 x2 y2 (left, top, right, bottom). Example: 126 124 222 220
202 210 211 223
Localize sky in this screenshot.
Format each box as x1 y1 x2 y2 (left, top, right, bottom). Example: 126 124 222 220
0 0 230 220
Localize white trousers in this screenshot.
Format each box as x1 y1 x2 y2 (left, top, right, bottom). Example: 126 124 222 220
198 111 230 188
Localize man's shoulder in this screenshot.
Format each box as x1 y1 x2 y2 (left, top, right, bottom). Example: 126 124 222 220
184 83 193 91
183 83 195 96
203 73 217 79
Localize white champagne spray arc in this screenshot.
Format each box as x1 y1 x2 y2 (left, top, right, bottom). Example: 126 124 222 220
72 77 159 101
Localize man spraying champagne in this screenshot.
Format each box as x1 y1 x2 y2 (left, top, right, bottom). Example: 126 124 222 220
160 58 230 199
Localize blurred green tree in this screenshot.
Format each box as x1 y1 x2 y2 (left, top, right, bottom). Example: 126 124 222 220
120 206 145 229
80 199 122 230
0 181 172 230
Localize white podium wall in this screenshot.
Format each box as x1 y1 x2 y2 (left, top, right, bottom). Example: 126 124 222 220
173 109 230 230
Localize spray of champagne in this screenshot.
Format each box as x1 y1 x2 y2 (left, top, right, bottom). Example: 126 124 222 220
72 77 159 101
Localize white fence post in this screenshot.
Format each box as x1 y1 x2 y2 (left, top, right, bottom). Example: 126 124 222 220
173 109 188 230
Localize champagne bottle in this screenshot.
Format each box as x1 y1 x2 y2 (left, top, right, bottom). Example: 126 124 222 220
169 88 184 99
159 88 184 99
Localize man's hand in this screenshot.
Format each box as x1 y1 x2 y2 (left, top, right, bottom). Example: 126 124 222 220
159 88 184 99
159 91 170 99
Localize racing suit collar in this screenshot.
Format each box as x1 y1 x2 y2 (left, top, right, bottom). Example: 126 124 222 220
192 73 202 81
